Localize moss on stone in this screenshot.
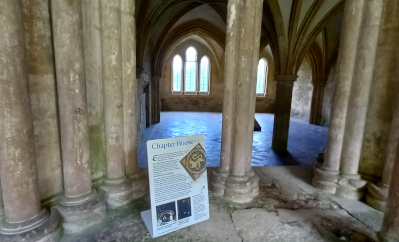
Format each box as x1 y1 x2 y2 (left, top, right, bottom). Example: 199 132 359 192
89 124 107 182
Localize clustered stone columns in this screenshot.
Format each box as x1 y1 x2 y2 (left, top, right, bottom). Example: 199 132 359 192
211 0 263 203
335 0 383 199
52 0 106 233
313 0 368 194
366 0 399 211
99 0 147 208
271 75 298 152
0 0 61 241
309 82 326 125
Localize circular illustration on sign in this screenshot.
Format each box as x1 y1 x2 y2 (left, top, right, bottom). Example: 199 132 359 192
180 143 206 181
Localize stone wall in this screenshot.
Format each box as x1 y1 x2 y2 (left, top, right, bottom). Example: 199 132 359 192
321 65 336 127
291 59 313 122
161 39 224 112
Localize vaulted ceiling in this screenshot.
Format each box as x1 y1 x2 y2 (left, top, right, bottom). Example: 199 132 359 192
135 0 344 77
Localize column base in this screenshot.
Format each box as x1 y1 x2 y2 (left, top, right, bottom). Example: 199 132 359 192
335 174 367 200
210 169 229 197
55 189 106 234
312 167 339 194
365 182 388 211
247 170 260 197
0 208 61 242
127 170 149 199
224 174 254 203
99 177 134 209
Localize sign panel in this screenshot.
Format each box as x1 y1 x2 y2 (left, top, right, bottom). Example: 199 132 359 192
141 135 210 237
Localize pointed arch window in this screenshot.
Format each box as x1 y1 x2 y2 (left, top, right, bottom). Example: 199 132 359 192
172 55 183 93
256 59 268 96
199 56 210 94
185 47 197 93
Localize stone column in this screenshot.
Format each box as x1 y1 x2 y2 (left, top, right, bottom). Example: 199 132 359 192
121 0 148 199
210 0 241 197
52 0 106 233
380 126 399 241
145 83 152 127
152 75 162 124
21 0 63 206
367 97 399 211
0 0 61 240
336 0 383 200
246 0 264 198
82 0 107 186
309 82 326 125
223 0 262 203
313 0 365 194
271 75 298 152
365 0 399 211
100 0 134 208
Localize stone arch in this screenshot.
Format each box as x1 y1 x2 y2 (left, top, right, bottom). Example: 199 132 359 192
153 20 225 77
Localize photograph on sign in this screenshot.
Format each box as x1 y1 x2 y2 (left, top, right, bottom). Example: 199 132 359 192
141 134 210 237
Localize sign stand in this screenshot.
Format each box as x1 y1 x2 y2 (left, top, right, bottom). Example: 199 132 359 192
141 135 209 238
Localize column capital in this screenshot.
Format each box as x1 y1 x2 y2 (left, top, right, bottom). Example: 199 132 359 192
275 75 298 86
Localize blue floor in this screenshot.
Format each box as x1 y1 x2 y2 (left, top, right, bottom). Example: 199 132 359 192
138 112 328 167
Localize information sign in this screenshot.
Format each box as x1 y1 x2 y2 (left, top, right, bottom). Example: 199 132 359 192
141 134 210 237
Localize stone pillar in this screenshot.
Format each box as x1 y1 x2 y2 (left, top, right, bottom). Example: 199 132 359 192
222 0 263 203
271 75 298 153
52 0 106 233
367 97 399 211
365 0 399 211
152 75 162 124
210 0 242 197
82 0 107 186
246 0 263 198
21 0 63 206
121 0 148 199
336 0 383 200
0 0 61 240
145 83 152 127
100 0 134 208
309 82 326 125
380 124 399 241
313 0 365 194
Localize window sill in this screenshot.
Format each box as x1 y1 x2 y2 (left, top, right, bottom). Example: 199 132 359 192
184 91 198 95
198 91 210 95
171 91 183 95
256 93 266 97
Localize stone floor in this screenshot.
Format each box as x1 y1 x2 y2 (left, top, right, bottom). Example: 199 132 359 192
138 112 328 167
61 166 384 242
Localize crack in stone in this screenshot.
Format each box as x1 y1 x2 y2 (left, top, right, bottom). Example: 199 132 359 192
228 211 244 242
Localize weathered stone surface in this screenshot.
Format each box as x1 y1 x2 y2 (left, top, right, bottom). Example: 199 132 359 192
232 208 376 242
60 167 382 242
291 59 313 122
22 0 63 201
82 0 107 184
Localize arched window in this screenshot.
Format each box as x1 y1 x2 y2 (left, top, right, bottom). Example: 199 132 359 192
172 55 182 92
199 56 210 93
185 47 197 92
256 59 268 96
